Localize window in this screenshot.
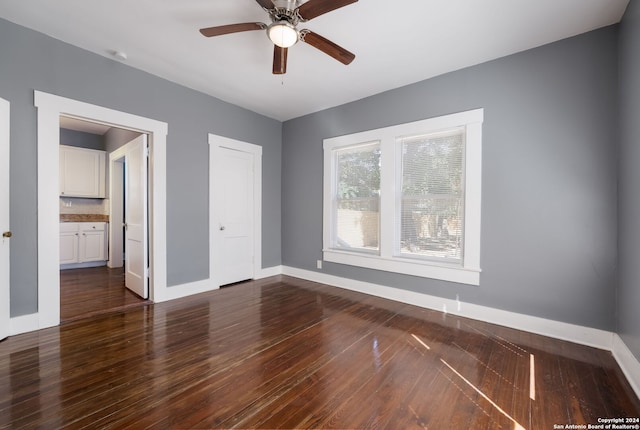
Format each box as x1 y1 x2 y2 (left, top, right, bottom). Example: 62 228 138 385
323 109 483 285
398 129 464 262
333 142 381 253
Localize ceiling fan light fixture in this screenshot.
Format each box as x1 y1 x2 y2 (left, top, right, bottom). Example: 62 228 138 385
267 21 298 48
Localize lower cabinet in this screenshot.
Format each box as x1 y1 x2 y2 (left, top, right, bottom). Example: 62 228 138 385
60 222 108 268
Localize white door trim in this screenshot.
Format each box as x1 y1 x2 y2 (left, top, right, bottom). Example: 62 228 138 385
0 97 10 341
208 134 262 287
34 91 168 329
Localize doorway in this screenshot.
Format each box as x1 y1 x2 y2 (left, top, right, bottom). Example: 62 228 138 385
58 119 150 321
35 91 168 329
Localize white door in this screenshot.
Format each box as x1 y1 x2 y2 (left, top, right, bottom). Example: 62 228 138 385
215 147 254 286
1 97 10 340
124 135 148 299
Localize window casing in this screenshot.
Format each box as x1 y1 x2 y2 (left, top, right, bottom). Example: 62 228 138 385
323 109 483 285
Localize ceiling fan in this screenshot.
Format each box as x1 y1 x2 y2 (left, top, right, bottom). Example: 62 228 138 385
199 0 358 74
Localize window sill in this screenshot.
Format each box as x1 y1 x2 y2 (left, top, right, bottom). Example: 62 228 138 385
323 249 480 286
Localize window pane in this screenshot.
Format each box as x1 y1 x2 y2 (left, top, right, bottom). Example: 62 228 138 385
334 143 380 251
401 197 462 260
400 130 464 261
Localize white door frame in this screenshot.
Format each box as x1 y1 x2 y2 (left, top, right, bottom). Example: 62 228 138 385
35 91 168 329
208 134 262 287
0 97 10 340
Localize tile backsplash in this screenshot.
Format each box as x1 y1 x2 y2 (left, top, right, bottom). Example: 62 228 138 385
59 197 110 215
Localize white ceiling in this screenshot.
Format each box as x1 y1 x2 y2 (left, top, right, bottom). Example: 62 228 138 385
59 116 111 135
0 0 629 121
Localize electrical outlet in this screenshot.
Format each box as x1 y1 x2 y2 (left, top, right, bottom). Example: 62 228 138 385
317 260 322 269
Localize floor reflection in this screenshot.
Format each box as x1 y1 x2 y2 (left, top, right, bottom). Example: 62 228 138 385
0 275 638 429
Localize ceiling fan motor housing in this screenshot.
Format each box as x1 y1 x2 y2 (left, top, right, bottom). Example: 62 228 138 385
271 0 300 13
269 0 301 25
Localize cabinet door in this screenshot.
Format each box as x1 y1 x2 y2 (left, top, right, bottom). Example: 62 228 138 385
60 231 79 264
80 224 106 262
59 145 106 198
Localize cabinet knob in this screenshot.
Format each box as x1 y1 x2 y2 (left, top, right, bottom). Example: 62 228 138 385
2 231 11 238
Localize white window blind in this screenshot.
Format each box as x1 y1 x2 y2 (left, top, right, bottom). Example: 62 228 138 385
399 129 465 262
333 142 381 252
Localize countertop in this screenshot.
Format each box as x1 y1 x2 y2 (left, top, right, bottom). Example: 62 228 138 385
60 214 109 223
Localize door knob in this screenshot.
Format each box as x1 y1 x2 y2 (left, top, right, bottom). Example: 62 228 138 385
219 226 226 231
2 231 11 238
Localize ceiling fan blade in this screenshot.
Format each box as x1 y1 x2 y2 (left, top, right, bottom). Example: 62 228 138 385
273 45 288 74
297 0 358 21
199 22 266 37
301 31 355 65
254 0 274 10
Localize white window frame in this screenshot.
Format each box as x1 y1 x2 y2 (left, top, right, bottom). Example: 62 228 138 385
323 109 483 286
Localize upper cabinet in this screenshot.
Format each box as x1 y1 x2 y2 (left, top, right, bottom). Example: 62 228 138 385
59 145 106 198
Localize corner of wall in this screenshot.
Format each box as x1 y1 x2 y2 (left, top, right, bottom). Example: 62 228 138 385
612 334 640 400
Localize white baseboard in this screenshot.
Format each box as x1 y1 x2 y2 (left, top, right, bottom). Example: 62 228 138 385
153 278 219 303
257 265 283 279
154 265 284 302
60 261 107 270
612 334 640 399
10 312 40 336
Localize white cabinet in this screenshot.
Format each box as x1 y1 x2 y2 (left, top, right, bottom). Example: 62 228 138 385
81 226 106 262
60 222 108 268
59 145 106 198
60 223 80 264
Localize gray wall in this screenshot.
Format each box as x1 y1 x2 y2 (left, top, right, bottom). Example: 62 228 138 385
282 26 619 331
618 1 640 361
0 17 282 317
60 128 105 150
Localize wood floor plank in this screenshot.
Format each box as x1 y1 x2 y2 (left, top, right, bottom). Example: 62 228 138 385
60 266 149 322
1 275 638 429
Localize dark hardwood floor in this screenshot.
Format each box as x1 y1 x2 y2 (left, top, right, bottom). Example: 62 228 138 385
60 266 150 322
1 275 638 429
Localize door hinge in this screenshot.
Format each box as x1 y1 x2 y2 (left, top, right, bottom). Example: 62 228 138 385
144 146 150 157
